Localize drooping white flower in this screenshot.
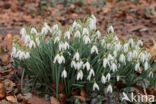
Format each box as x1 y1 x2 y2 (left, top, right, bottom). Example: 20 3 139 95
106 73 111 81
11 47 16 57
25 52 30 59
83 61 90 71
29 40 36 49
44 22 51 32
59 42 69 51
107 84 113 93
128 38 134 47
41 27 48 35
127 51 133 61
144 61 148 70
115 43 121 52
20 28 27 39
93 82 99 91
74 31 81 38
132 50 138 58
107 54 114 61
149 71 153 78
82 28 89 35
137 40 143 47
139 52 146 63
71 60 76 69
135 62 140 71
35 38 40 46
113 50 117 57
64 31 70 39
19 51 25 60
83 35 91 44
107 26 114 33
101 75 106 84
91 14 96 23
73 52 80 61
114 36 119 41
110 63 117 72
88 18 96 30
30 28 38 35
117 76 120 82
54 36 60 44
77 70 83 80
53 54 65 64
95 31 101 38
75 60 83 70
87 68 95 81
52 24 59 31
103 58 108 68
119 54 125 63
61 69 67 78
123 44 128 53
91 45 98 54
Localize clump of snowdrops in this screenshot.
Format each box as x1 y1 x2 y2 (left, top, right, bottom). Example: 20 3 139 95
12 15 154 98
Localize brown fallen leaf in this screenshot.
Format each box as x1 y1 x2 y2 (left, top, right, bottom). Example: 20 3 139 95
27 95 50 104
2 54 10 65
50 96 60 104
6 96 17 103
80 88 87 98
0 83 6 99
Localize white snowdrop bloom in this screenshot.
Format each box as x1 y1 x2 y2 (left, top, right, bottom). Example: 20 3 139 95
25 52 30 59
30 28 38 35
72 21 77 30
101 39 105 46
35 38 40 46
114 36 119 41
127 51 133 61
88 18 96 30
41 27 48 35
83 36 91 44
91 45 98 54
135 62 140 71
75 61 83 70
119 54 125 63
139 52 146 62
19 51 25 60
77 70 83 80
132 50 138 58
149 71 153 78
61 69 67 78
107 43 111 49
110 63 117 72
74 31 81 38
107 84 113 93
117 76 120 82
101 75 106 84
123 44 129 53
107 54 114 61
113 50 117 57
107 26 114 34
93 82 99 91
82 28 89 35
20 28 27 37
137 40 143 47
115 43 121 52
44 23 51 32
52 24 59 31
144 61 148 70
73 52 80 61
87 68 95 81
96 31 101 38
53 54 65 64
29 40 36 49
91 14 96 23
64 31 70 39
24 35 31 45
71 60 76 69
59 42 69 51
54 36 60 44
128 38 134 47
103 58 108 68
83 61 90 71
106 73 111 81
11 47 16 57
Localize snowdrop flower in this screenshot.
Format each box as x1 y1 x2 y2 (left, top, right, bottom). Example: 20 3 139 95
35 38 40 46
29 40 36 49
123 44 128 53
139 52 146 63
44 23 51 32
87 68 95 81
30 28 38 35
149 71 153 78
101 39 105 46
91 45 98 54
24 35 31 45
135 62 140 71
77 70 83 80
52 24 59 31
132 50 138 58
83 36 91 44
74 31 81 38
103 58 108 68
54 36 60 44
113 50 117 57
107 54 114 61
64 31 70 39
93 82 99 91
73 52 80 61
119 54 125 63
11 47 16 57
110 63 117 72
115 43 121 52
107 84 113 93
19 51 25 60
59 42 69 51
20 28 27 39
95 31 101 38
25 52 30 59
127 51 133 61
71 60 76 69
72 21 77 30
106 73 111 81
137 40 143 47
107 43 112 49
83 61 90 71
91 14 96 23
88 18 96 30
61 69 67 78
53 54 65 64
144 61 148 70
41 27 48 35
75 61 83 70
82 28 89 35
117 76 120 81
114 36 119 41
107 26 114 33
128 38 134 47
101 75 106 84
